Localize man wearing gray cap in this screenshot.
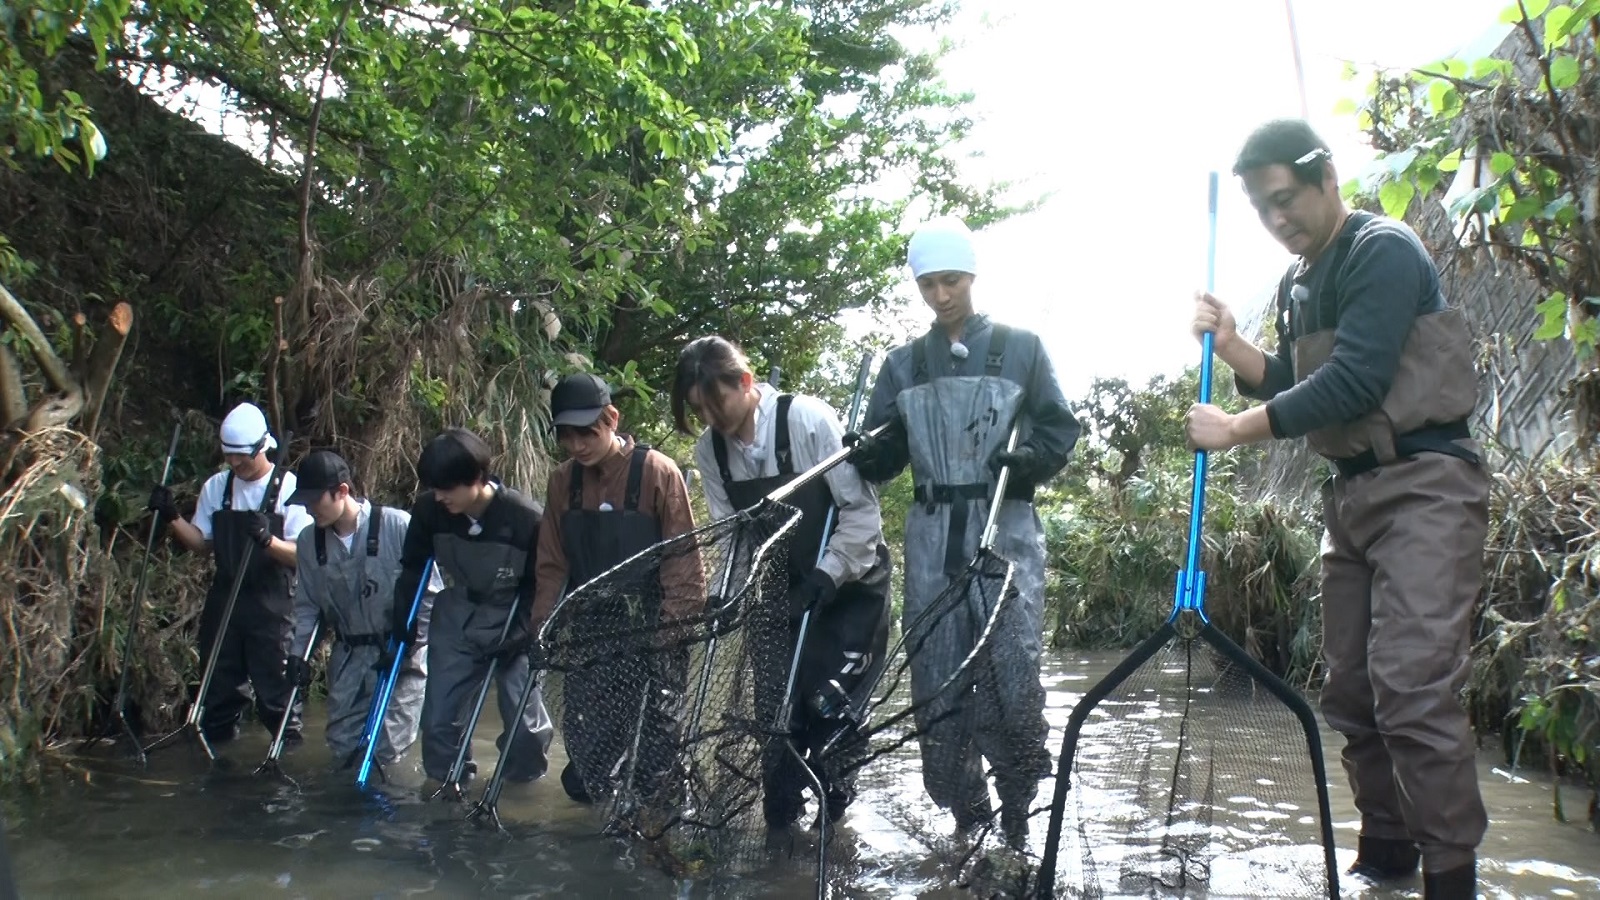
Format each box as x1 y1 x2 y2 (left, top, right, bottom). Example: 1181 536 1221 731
286 449 433 770
849 218 1080 848
532 373 701 807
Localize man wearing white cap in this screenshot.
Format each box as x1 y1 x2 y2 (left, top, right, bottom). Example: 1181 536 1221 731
148 401 313 745
849 217 1080 848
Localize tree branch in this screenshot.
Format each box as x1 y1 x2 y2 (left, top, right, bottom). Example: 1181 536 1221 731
0 342 26 428
81 302 132 438
0 282 81 397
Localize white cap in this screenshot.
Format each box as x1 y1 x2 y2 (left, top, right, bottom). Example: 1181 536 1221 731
220 402 277 456
908 217 977 279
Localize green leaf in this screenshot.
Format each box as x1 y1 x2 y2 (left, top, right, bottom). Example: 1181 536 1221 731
1332 97 1357 116
1534 293 1568 340
1544 5 1576 48
1386 147 1419 176
1437 149 1464 173
1427 79 1461 116
1525 0 1551 17
1549 55 1581 90
1503 195 1544 224
1500 1 1528 22
1490 151 1516 176
1379 179 1415 220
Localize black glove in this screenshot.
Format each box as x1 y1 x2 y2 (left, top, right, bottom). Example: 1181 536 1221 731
843 422 906 482
989 445 1044 483
147 485 178 525
284 655 313 689
241 511 274 549
790 568 839 619
479 632 537 664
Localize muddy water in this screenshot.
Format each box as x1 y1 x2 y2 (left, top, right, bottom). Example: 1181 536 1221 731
4 653 1597 898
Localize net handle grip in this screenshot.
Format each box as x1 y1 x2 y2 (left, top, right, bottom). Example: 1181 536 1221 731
763 421 889 507
979 424 1022 550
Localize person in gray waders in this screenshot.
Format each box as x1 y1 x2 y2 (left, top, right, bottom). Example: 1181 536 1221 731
147 402 313 745
674 336 893 829
1184 119 1485 900
849 218 1080 848
529 373 702 806
286 450 434 770
394 429 554 791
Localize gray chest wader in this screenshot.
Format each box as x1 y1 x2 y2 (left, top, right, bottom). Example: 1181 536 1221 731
552 446 681 804
312 510 423 763
895 325 1052 821
197 467 298 741
420 493 553 788
1281 214 1491 865
713 396 891 824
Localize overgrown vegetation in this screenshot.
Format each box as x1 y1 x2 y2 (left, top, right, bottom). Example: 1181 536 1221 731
1043 371 1324 687
0 0 1002 779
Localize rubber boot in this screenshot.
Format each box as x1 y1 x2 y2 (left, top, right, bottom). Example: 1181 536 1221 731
1348 835 1421 881
1423 860 1476 900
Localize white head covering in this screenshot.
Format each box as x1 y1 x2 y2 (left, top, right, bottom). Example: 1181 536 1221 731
908 217 977 278
219 402 277 456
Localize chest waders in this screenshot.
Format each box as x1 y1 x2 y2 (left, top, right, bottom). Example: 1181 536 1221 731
144 435 293 761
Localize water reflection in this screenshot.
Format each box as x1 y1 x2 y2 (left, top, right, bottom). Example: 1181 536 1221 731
3 653 1596 898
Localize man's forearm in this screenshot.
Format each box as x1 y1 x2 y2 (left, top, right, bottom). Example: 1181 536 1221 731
169 519 210 555
265 537 298 568
1218 336 1269 389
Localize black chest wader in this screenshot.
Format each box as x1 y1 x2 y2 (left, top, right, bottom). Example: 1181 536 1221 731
196 467 298 745
713 396 891 827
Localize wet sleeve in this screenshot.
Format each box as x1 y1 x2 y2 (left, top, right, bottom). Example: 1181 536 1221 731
1018 332 1081 478
392 496 433 624
288 527 321 657
652 452 707 622
801 397 883 586
1264 231 1429 439
531 469 568 628
694 435 735 520
517 499 543 624
856 351 911 483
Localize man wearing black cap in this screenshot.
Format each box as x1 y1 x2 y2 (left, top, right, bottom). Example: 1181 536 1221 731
287 450 433 770
532 373 702 806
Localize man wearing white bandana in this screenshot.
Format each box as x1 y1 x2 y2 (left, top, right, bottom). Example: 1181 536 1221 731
148 401 313 745
849 217 1080 848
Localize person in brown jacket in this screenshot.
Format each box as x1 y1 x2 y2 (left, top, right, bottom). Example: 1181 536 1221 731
1184 119 1485 900
530 373 702 807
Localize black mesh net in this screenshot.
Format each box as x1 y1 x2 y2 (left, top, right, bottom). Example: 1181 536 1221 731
539 499 799 877
1039 624 1337 899
835 547 1053 874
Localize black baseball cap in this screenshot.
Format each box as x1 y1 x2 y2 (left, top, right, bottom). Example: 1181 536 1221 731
287 450 353 506
550 373 611 428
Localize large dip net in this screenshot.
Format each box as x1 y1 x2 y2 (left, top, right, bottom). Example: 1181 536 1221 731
539 498 799 878
1034 619 1339 898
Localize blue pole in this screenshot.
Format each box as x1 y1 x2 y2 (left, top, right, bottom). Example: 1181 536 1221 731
357 558 433 788
1175 173 1219 619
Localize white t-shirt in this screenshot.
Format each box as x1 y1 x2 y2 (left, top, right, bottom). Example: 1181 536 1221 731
190 466 314 542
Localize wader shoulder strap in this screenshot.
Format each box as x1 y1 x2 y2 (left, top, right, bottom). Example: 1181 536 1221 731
985 323 1011 376
711 432 734 491
567 461 584 511
221 471 235 511
911 334 930 386
624 445 648 512
367 504 383 557
774 395 795 476
1276 267 1297 339
1314 211 1375 333
315 503 384 566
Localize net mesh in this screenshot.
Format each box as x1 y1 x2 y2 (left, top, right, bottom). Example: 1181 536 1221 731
837 547 1053 872
540 499 799 878
1041 625 1336 899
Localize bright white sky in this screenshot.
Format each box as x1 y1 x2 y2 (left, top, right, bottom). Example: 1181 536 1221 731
881 0 1515 398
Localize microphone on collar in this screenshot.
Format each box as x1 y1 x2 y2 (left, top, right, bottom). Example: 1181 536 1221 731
950 341 970 360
